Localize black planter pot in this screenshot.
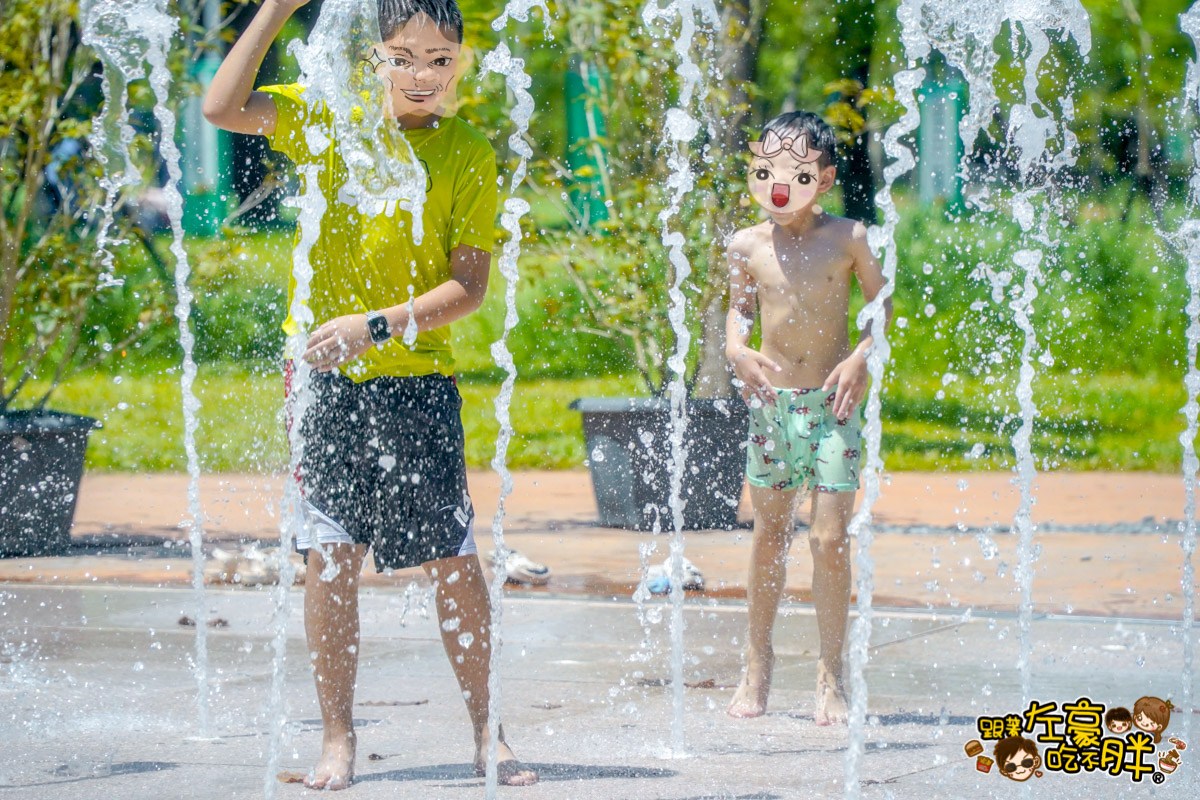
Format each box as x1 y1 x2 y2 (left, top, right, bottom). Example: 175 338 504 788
570 397 749 530
0 411 98 556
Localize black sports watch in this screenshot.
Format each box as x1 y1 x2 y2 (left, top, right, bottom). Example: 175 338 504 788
365 310 391 345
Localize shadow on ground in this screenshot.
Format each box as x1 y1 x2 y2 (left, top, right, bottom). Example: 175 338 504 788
355 761 676 784
3 761 178 790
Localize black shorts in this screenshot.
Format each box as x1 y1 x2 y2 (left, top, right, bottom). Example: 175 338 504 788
294 369 476 571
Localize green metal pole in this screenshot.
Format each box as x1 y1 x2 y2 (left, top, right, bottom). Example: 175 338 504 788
565 56 610 228
182 0 229 236
917 55 965 213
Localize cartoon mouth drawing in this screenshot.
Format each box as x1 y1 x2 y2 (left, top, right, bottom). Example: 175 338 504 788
770 183 790 208
402 87 438 101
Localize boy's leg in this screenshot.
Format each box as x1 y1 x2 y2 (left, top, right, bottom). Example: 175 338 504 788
423 553 538 786
304 542 368 790
809 489 855 725
729 485 798 719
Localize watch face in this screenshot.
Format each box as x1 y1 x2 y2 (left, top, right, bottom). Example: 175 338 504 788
367 313 391 343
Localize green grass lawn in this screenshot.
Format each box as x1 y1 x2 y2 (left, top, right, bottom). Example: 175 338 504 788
882 373 1193 472
19 192 1199 474
42 366 643 472
35 365 1196 473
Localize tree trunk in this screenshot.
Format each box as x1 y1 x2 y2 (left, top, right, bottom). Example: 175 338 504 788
833 0 877 224
692 0 764 399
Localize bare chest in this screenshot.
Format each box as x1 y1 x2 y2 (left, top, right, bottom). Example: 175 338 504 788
751 237 853 305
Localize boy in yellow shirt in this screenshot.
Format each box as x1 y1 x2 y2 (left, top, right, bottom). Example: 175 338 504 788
203 0 536 788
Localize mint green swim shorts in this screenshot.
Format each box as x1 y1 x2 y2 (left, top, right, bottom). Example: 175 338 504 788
745 387 863 493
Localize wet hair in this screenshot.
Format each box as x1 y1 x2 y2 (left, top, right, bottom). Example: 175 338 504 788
758 111 838 169
994 736 1039 770
1105 707 1132 728
378 0 463 42
1133 696 1173 743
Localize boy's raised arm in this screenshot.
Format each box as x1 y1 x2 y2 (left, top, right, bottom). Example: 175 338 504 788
202 0 311 135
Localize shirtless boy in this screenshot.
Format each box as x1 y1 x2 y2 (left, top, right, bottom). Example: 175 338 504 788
724 111 890 724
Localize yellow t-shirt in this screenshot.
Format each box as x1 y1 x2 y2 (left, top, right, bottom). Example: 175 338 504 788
260 83 498 381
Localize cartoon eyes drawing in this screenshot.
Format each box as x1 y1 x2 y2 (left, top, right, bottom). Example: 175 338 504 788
385 55 452 70
754 168 771 181
795 173 814 185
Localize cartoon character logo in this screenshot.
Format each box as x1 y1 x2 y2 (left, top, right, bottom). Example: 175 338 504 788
1105 706 1133 734
1132 696 1172 743
994 736 1042 782
747 130 827 216
362 11 469 120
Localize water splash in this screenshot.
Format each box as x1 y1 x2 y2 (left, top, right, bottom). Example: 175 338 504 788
80 0 148 288
83 0 212 736
641 0 719 756
479 7 547 794
292 0 428 241
490 0 552 32
1175 0 1200 746
257 5 356 794
997 7 1089 709
896 2 1091 159
844 2 1091 793
263 158 326 799
894 0 1090 702
842 62 921 797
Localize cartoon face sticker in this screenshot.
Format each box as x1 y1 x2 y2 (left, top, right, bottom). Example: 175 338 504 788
1132 696 1172 743
364 12 466 120
1105 706 1133 734
748 129 826 216
994 736 1042 782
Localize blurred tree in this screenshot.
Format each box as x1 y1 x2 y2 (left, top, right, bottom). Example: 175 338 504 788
691 0 766 397
0 0 171 411
1072 0 1191 198
827 0 879 223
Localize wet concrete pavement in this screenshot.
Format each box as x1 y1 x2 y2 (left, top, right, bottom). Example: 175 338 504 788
1 469 1198 796
1 584 1196 799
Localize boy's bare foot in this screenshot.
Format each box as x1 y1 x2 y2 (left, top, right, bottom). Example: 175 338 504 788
813 661 848 726
305 732 356 791
727 648 774 719
473 740 538 786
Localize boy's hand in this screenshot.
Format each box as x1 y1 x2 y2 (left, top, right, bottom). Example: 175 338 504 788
729 347 781 407
303 314 374 372
822 352 868 420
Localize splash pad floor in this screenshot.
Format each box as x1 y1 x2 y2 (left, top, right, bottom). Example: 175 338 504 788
1 470 1196 796
0 584 1196 799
